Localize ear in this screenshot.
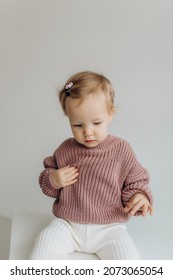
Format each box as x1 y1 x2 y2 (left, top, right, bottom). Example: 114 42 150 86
108 107 115 123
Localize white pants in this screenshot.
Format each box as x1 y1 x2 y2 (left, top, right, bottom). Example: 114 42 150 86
30 218 140 260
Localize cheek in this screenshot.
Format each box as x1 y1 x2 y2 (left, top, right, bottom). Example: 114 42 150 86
100 122 108 130
95 125 107 135
72 128 81 138
70 126 77 136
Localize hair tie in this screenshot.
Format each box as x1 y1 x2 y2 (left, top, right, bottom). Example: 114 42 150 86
65 82 73 96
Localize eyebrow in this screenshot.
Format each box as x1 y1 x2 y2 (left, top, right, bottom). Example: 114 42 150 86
70 118 103 125
92 118 103 121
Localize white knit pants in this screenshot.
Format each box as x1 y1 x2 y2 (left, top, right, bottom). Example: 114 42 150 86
30 218 140 260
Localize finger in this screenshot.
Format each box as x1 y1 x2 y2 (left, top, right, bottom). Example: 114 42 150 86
123 205 132 212
63 173 78 184
130 200 144 215
67 172 79 181
148 205 154 215
142 204 148 217
62 166 78 175
63 178 78 187
63 170 79 185
124 202 135 212
65 169 78 179
124 196 141 213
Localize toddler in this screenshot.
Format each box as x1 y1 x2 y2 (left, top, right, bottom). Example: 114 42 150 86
30 71 153 260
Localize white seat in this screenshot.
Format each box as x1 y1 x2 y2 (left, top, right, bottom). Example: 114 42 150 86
9 207 98 260
10 207 168 260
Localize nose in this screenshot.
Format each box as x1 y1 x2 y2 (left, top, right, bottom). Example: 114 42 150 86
83 125 93 137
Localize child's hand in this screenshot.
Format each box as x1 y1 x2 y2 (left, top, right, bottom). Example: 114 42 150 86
50 165 78 189
123 193 154 217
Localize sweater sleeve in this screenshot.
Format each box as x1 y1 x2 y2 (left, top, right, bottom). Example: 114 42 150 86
39 153 61 199
121 142 153 213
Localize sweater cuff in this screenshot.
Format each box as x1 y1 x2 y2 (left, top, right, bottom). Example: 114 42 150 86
40 169 60 198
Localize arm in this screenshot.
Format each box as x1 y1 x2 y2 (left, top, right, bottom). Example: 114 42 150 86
121 142 153 216
39 154 78 198
39 154 60 198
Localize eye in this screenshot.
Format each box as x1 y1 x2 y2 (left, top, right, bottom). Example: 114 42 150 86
73 124 82 127
93 122 102 125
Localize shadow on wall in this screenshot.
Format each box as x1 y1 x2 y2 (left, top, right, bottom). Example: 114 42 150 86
0 215 11 259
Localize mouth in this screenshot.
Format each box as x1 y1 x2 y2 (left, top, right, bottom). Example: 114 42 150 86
85 140 96 143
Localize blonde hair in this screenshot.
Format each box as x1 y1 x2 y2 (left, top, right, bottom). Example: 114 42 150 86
59 71 115 115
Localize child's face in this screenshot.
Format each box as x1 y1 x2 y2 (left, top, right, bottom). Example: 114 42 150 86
66 90 114 148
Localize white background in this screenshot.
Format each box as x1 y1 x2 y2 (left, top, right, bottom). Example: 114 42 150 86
0 0 173 259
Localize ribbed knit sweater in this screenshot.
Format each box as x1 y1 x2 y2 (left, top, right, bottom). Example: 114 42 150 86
39 135 153 224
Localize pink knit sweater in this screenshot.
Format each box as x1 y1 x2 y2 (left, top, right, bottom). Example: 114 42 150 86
39 135 153 224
